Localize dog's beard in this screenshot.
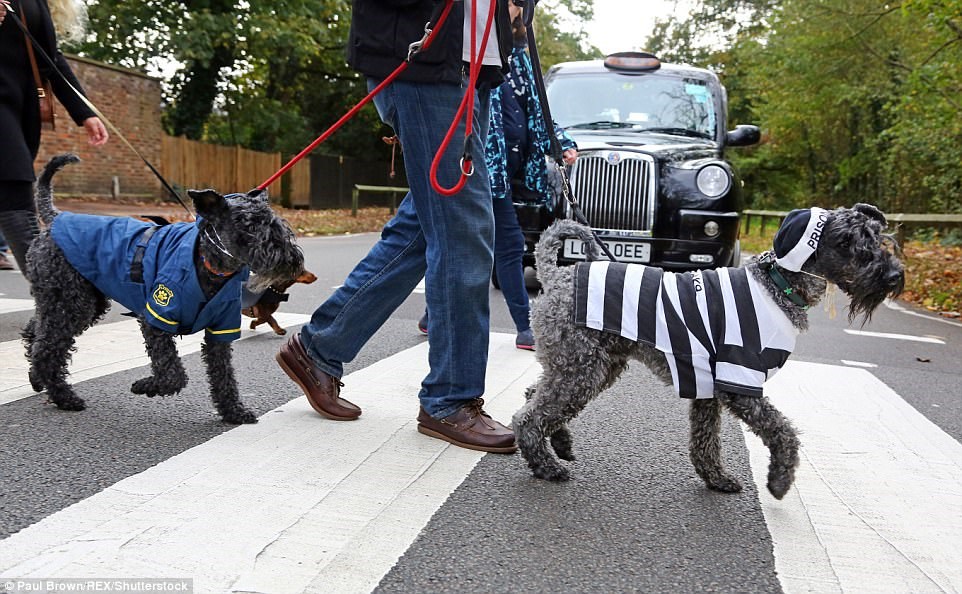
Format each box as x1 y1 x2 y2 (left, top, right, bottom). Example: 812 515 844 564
845 272 904 325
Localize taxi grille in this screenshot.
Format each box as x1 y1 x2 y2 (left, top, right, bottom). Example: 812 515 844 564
569 153 656 231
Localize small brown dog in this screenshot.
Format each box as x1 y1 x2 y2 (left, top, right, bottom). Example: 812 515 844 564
242 270 317 335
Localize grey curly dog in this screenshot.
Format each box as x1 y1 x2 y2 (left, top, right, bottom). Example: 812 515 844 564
513 205 905 499
22 154 305 424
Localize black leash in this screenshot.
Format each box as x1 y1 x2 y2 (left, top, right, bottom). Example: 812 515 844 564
524 12 616 262
4 5 193 218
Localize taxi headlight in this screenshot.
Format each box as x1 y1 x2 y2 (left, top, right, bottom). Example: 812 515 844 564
696 165 731 197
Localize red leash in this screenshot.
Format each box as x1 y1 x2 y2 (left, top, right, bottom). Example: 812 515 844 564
257 1 457 191
428 0 498 196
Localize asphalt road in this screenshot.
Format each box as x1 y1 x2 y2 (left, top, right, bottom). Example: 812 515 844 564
1 232 960 593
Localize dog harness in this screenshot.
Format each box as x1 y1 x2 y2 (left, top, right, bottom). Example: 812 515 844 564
573 261 798 398
50 212 248 341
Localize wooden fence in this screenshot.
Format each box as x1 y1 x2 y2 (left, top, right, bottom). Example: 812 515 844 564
160 136 311 207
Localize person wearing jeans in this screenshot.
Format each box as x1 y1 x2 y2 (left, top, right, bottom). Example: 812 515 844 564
276 0 518 453
418 1 577 351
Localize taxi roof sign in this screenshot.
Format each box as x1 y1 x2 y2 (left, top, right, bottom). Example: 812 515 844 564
603 52 662 72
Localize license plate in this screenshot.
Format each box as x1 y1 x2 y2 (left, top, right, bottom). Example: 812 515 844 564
562 238 651 263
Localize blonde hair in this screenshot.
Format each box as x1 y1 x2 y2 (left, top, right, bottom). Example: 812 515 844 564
47 0 87 45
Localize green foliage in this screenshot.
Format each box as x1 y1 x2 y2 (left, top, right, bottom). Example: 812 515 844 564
645 0 962 214
72 0 599 163
530 0 603 68
75 0 388 159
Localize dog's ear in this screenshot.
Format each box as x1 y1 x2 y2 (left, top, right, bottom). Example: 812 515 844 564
853 203 887 227
188 189 228 217
246 188 269 203
295 270 318 284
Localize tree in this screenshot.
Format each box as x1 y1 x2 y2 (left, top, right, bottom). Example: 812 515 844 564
645 0 962 213
75 0 364 148
530 0 604 68
71 0 603 167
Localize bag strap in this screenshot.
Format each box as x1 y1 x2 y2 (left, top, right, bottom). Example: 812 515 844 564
19 5 47 99
524 16 616 261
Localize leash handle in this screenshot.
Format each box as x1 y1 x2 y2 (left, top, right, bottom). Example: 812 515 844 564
258 0 458 191
427 0 498 196
4 7 193 218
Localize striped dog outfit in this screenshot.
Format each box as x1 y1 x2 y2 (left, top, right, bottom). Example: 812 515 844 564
573 261 798 398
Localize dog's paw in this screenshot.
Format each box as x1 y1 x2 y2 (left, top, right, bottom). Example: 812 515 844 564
767 472 793 500
131 377 185 397
705 475 743 494
550 435 576 461
273 327 287 336
130 378 153 396
533 465 570 482
29 370 44 393
48 395 86 411
222 408 258 425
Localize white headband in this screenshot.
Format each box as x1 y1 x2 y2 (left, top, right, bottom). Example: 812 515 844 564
774 207 829 271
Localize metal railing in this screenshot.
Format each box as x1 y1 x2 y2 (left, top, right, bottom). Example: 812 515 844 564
351 184 409 217
742 209 962 243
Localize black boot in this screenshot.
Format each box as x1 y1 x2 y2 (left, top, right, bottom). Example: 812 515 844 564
0 209 41 276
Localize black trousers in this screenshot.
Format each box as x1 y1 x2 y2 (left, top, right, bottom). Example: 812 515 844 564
0 180 35 212
0 180 40 275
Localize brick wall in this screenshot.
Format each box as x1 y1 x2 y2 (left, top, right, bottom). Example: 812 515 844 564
36 55 163 198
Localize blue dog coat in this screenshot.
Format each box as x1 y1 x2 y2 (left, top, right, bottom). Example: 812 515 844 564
573 261 797 398
50 212 248 341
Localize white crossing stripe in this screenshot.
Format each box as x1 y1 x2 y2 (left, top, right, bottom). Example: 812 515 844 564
840 359 878 368
0 334 538 593
843 328 945 344
0 312 312 406
743 361 962 593
0 297 35 314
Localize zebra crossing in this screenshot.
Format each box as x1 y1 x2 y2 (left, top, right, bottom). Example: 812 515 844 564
1 288 961 594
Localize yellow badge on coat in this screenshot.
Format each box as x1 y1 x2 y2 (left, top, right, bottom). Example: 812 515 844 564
152 284 174 307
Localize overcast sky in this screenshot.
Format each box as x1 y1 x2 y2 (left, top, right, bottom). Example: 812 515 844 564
583 0 691 55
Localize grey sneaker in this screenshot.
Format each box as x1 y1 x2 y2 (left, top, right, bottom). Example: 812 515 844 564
515 328 535 351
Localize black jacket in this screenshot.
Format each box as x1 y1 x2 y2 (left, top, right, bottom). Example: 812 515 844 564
0 0 95 181
347 0 512 85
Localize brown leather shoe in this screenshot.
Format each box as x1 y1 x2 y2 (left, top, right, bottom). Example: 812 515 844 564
417 399 516 454
276 333 361 420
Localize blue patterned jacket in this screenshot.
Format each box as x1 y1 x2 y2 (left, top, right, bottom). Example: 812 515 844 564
485 44 577 204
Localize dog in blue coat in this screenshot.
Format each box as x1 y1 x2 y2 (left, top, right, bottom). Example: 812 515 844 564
23 154 306 424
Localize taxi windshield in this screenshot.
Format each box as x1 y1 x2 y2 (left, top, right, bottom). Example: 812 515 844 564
547 73 717 139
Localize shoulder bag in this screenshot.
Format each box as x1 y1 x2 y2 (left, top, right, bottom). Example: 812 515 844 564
21 4 56 130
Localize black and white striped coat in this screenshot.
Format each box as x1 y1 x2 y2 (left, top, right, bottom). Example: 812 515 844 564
573 261 797 398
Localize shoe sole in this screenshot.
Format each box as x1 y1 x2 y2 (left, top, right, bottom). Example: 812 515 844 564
275 351 359 421
515 344 535 351
417 424 517 454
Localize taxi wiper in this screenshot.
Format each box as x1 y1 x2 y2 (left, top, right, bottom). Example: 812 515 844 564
638 127 713 139
566 121 637 130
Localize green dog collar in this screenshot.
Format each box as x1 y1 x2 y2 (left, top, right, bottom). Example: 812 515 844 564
760 256 810 309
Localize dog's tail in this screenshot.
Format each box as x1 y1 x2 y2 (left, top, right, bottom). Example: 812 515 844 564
534 218 602 280
36 154 81 226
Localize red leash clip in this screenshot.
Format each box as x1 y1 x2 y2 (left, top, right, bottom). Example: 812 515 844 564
429 0 497 196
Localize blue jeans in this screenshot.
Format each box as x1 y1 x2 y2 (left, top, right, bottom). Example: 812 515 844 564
492 192 530 332
300 78 494 419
